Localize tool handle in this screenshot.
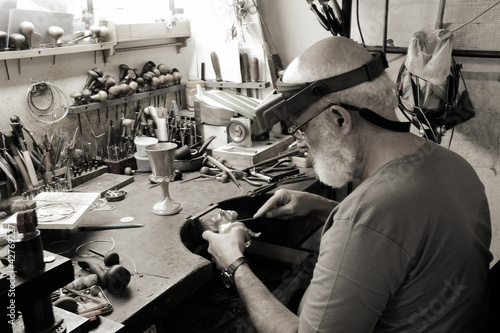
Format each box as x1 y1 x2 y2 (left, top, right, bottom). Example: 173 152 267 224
11 144 33 190
250 57 259 82
241 53 250 83
309 3 330 31
210 51 222 82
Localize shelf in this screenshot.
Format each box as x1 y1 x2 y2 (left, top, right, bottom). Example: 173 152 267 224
101 21 191 54
204 81 271 89
68 84 185 115
0 42 116 61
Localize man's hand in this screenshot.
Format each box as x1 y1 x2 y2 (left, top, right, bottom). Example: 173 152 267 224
253 189 337 220
202 227 249 271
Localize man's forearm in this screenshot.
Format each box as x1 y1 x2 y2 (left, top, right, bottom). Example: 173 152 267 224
235 264 299 333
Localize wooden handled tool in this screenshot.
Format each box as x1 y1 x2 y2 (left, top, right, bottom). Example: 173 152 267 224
19 21 35 49
9 33 25 74
0 31 9 80
48 26 64 64
250 57 259 82
241 53 250 83
210 51 222 82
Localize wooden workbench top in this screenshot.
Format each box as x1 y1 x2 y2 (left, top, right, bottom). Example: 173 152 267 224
60 168 320 332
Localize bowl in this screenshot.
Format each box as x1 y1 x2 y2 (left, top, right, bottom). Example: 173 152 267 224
173 155 204 172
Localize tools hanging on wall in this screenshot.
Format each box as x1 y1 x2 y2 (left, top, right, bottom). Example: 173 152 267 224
306 0 346 36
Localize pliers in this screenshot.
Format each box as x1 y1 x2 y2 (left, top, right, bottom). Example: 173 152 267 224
306 0 345 36
260 160 296 173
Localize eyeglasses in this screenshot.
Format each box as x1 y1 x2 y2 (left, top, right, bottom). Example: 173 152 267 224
288 102 362 140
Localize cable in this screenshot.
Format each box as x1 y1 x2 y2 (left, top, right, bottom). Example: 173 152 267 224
76 238 116 258
451 0 500 33
26 79 70 124
356 0 365 45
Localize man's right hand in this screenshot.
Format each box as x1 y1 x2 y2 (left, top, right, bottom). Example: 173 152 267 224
253 189 338 220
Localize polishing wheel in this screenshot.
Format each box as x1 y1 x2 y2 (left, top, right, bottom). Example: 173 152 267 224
227 119 249 144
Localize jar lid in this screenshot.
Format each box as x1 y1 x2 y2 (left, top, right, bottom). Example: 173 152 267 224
186 80 205 88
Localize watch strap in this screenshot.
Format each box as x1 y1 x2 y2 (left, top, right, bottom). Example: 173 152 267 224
222 256 249 288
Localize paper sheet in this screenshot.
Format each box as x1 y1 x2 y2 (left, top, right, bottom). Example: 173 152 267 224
2 192 100 230
444 0 500 51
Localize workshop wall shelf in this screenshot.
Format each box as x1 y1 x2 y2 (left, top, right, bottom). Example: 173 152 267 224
0 42 116 61
101 21 191 55
67 84 186 114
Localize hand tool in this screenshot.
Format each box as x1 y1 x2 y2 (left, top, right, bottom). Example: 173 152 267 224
19 21 35 49
261 160 296 173
0 31 10 80
0 154 17 194
88 248 120 266
9 33 25 74
48 26 64 64
78 224 144 230
246 183 278 197
210 51 223 82
206 155 244 192
9 141 33 189
242 147 300 172
306 0 330 32
250 56 260 97
319 0 340 35
78 260 131 294
10 116 39 186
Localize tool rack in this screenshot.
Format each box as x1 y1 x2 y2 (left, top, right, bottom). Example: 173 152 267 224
67 84 186 114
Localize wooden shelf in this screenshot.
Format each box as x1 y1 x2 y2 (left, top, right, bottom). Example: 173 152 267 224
0 42 116 61
102 21 191 54
68 84 185 115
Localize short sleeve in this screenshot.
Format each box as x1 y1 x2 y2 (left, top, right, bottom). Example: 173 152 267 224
299 218 411 333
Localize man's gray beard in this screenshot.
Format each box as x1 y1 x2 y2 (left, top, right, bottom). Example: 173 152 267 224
309 122 359 189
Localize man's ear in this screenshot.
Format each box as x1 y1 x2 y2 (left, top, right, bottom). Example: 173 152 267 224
328 105 353 134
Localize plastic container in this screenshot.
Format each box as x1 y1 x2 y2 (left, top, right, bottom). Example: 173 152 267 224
186 80 204 111
134 137 158 157
134 152 151 172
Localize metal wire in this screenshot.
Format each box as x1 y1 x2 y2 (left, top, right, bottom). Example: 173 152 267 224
26 79 70 124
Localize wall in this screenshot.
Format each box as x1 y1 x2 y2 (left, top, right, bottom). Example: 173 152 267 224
0 38 188 168
259 0 500 263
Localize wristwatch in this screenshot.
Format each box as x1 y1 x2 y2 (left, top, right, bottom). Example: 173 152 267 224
221 256 249 289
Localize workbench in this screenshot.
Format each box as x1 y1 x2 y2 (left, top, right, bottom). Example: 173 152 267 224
49 168 324 332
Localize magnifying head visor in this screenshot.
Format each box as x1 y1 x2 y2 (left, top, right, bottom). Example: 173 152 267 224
253 51 388 134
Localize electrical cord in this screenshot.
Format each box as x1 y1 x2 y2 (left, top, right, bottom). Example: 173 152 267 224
356 0 365 45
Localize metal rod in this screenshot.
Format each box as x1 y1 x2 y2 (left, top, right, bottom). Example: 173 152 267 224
383 0 390 54
435 0 447 29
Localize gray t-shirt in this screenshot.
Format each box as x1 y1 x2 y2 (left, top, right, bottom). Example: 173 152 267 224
299 141 492 332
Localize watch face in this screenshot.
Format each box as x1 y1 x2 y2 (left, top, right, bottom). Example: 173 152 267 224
222 271 232 289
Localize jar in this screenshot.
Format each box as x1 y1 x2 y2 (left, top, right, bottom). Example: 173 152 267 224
186 80 204 111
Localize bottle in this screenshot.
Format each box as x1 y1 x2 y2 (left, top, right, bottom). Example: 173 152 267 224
186 80 204 111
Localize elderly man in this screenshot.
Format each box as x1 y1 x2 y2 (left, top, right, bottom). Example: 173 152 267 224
202 37 492 332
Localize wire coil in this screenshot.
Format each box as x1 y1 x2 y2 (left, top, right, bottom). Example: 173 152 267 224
26 79 70 124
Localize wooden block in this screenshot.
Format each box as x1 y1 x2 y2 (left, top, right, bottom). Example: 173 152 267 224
212 135 294 169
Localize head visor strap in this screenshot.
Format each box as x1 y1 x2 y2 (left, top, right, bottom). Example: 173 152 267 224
253 52 389 134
